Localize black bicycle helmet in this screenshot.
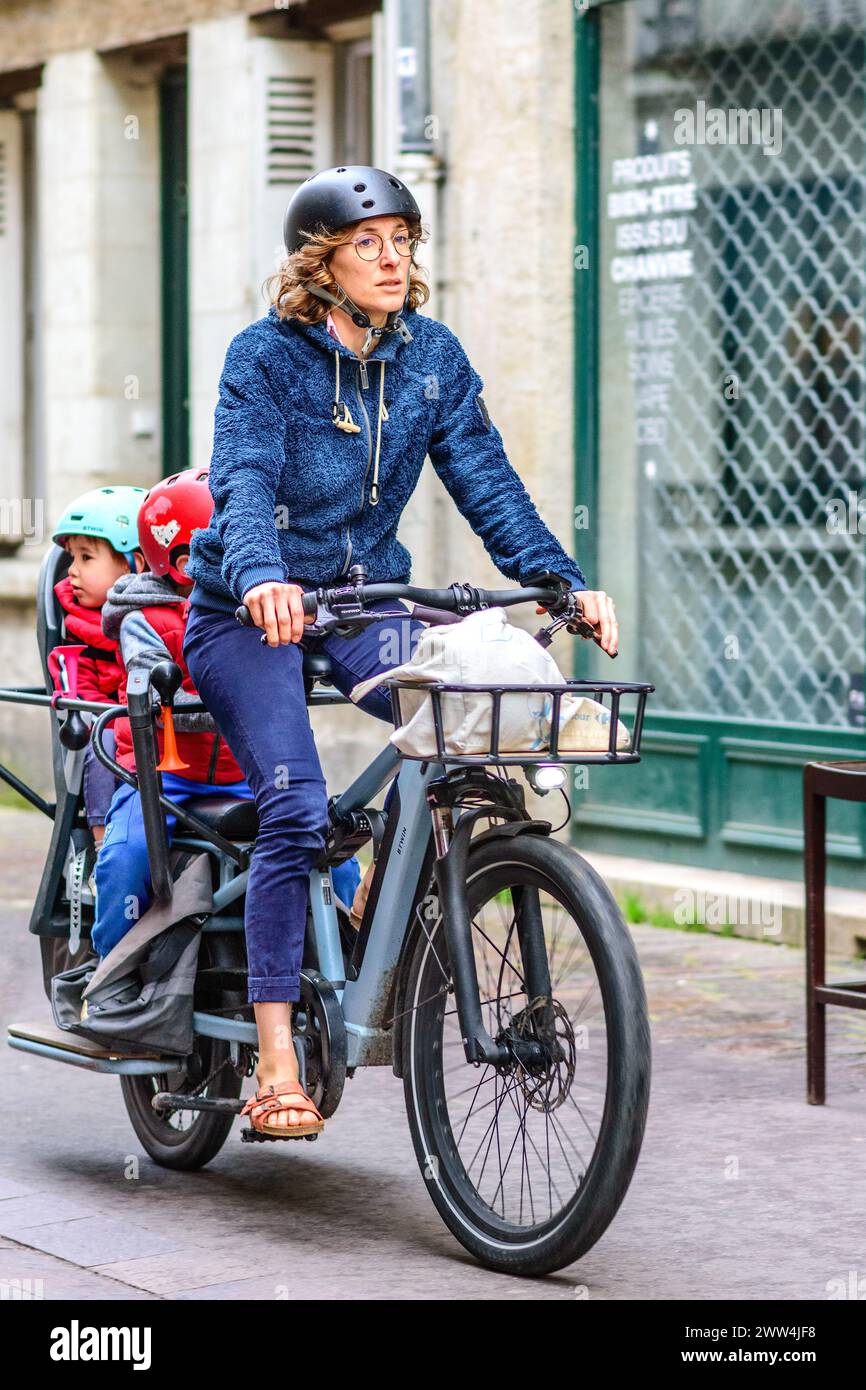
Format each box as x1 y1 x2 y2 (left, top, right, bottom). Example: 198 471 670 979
283 165 421 255
283 165 422 346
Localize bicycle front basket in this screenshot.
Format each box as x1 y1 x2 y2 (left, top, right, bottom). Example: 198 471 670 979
386 678 654 766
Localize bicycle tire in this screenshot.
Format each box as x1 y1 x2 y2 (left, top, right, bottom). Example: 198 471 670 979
401 832 651 1276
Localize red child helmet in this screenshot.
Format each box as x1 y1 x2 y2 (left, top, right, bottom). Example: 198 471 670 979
138 467 213 584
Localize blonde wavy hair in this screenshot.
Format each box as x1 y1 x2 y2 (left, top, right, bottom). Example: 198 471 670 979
263 216 431 324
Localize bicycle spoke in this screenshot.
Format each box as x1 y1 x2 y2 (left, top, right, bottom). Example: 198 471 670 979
500 1067 567 1220
470 916 525 989
563 1086 606 1145
544 1103 591 1184
442 988 526 1020
470 1071 530 1214
463 1067 524 1176
485 1076 535 1221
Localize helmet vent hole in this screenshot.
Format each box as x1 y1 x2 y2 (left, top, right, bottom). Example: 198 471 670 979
389 179 401 188
354 183 366 192
337 167 346 173
361 199 374 208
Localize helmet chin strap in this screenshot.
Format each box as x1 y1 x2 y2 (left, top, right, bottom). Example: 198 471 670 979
303 280 414 349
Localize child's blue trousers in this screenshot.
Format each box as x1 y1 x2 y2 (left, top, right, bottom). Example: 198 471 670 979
91 770 254 959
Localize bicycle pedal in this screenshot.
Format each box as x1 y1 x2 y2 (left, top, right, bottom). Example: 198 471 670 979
240 1125 318 1143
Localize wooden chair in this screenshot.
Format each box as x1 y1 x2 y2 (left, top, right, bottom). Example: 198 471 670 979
803 760 866 1103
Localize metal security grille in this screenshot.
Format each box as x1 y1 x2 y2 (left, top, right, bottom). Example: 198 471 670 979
619 0 866 727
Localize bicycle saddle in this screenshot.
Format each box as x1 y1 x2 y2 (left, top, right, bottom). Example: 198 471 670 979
182 795 259 840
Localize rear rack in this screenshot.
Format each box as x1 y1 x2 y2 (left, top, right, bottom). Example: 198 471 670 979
387 678 654 766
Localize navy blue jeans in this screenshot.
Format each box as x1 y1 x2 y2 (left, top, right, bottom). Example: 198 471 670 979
182 598 424 1003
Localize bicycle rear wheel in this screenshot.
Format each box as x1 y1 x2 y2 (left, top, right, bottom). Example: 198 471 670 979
119 931 245 1170
401 833 651 1276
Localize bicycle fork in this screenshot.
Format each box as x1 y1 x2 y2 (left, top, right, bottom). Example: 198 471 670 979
428 792 558 1068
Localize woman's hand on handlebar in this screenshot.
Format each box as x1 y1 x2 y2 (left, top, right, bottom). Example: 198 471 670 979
536 587 619 657
573 590 618 656
241 581 314 647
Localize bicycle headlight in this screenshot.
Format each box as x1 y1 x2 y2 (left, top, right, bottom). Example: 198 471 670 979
524 763 567 795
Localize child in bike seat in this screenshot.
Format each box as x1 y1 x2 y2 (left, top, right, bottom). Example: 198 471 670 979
89 467 254 958
90 467 360 959
50 487 147 850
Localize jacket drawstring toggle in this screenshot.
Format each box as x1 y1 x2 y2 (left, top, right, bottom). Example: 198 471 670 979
331 350 361 433
330 350 388 507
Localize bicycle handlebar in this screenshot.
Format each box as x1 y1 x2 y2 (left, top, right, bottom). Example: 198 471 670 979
234 578 616 656
237 581 559 619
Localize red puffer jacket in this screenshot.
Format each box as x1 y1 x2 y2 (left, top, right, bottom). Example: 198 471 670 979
111 600 244 782
53 577 125 701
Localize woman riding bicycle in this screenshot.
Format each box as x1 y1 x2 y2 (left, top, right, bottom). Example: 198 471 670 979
182 164 618 1138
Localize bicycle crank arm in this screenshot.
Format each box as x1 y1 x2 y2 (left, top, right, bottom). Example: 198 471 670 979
151 1092 245 1114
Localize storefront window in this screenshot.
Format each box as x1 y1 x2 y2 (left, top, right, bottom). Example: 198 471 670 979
594 0 866 728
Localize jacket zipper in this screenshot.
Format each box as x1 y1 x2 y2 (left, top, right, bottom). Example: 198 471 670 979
354 361 374 510
338 358 373 577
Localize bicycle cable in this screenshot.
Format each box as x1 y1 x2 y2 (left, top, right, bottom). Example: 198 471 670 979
548 786 572 835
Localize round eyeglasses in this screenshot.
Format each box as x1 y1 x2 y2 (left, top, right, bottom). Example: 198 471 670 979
347 231 418 261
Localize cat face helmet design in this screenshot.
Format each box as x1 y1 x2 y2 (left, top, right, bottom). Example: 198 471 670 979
138 468 213 584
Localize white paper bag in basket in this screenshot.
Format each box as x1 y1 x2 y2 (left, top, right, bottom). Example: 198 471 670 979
349 607 631 757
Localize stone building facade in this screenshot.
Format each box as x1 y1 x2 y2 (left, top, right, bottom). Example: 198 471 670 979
0 0 578 796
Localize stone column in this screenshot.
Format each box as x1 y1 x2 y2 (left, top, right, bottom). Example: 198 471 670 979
188 14 256 470
428 0 578 596
39 47 161 525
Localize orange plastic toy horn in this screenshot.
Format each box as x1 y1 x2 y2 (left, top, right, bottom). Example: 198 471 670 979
150 661 190 772
156 703 189 772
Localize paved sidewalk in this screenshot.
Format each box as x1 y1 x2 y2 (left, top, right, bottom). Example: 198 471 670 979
582 847 866 957
0 807 864 1299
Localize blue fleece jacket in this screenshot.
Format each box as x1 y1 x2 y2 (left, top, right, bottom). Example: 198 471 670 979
187 303 587 611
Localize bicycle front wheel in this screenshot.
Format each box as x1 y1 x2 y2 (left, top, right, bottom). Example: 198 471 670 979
401 833 651 1277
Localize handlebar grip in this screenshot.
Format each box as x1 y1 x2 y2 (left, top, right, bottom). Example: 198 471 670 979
234 591 320 627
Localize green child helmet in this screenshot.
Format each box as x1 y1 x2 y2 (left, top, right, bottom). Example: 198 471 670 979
51 486 147 556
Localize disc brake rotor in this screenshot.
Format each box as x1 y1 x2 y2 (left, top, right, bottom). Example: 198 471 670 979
504 996 576 1111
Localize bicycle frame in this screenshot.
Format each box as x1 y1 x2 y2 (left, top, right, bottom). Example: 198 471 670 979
93 668 551 1071
3 561 652 1083
77 667 448 1070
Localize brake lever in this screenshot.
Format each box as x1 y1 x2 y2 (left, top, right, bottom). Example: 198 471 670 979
534 592 618 659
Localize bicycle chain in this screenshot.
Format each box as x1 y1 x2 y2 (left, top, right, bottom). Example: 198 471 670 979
164 1037 253 1103
190 1052 235 1097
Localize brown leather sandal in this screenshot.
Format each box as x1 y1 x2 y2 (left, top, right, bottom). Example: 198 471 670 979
240 1079 325 1138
